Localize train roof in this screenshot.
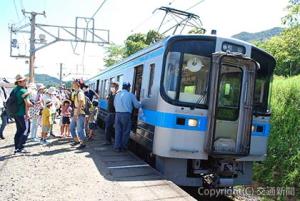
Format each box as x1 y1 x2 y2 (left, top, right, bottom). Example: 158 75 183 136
87 34 275 82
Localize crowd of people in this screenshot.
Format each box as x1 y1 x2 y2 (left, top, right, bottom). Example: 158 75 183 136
0 74 141 154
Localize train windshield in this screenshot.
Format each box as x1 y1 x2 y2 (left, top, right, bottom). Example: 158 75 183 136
251 48 275 114
163 39 215 108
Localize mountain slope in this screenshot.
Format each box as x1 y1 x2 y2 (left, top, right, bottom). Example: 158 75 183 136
34 74 61 87
232 27 284 42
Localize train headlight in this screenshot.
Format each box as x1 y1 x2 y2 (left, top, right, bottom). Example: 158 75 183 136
252 125 255 132
188 119 198 127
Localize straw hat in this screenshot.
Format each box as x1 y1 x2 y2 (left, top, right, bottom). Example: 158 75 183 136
15 74 27 85
47 87 56 95
63 99 71 105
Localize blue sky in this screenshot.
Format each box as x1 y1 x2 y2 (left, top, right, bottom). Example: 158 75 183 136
0 0 289 81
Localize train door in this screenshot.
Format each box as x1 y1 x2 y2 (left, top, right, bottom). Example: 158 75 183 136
132 65 143 131
205 53 257 156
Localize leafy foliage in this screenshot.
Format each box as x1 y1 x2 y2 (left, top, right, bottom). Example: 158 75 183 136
282 0 300 27
188 27 206 35
124 33 148 57
104 30 164 66
103 43 125 67
253 76 300 199
255 27 300 76
254 0 300 77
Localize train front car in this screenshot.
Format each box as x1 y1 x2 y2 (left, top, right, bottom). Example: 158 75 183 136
150 35 275 187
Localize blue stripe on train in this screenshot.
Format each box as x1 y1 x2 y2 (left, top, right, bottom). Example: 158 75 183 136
98 102 270 136
139 109 208 131
99 99 108 110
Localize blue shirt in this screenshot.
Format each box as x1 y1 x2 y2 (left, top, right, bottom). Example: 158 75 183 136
114 90 141 113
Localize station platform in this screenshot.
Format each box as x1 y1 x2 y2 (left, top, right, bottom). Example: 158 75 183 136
86 128 196 201
0 123 195 201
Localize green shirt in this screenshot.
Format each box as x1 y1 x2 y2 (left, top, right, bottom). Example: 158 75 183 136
14 86 28 116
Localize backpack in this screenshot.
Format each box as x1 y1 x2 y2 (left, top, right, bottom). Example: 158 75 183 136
84 95 92 115
5 88 20 117
74 91 91 115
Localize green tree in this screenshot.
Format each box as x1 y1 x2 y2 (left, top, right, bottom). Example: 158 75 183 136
104 30 165 67
103 43 125 67
145 30 164 44
124 33 147 57
188 27 206 34
256 27 300 76
282 0 300 27
255 0 300 76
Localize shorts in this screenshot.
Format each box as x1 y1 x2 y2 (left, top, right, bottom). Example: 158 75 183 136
62 116 70 125
42 126 50 133
88 122 97 130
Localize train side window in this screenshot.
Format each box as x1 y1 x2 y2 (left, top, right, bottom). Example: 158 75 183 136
100 80 104 98
148 64 155 97
164 52 180 99
117 74 123 85
109 77 113 87
104 79 109 97
96 80 100 93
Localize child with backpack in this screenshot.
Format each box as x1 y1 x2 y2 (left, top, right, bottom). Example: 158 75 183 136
87 100 99 140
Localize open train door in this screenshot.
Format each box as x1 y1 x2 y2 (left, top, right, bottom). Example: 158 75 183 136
205 52 258 156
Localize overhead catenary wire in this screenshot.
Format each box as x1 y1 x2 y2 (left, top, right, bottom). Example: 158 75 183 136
130 0 177 33
90 0 108 20
186 0 205 11
13 0 21 21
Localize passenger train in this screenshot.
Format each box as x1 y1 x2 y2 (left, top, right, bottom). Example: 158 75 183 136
86 34 275 187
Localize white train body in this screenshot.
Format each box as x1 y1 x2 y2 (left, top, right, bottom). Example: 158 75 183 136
86 35 275 187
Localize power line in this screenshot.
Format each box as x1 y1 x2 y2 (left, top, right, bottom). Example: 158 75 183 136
130 14 155 32
19 0 24 10
90 0 108 19
13 0 21 21
168 0 176 5
130 0 174 33
186 0 205 11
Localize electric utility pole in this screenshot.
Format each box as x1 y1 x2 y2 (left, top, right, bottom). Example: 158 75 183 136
10 8 109 83
22 10 46 83
59 63 63 86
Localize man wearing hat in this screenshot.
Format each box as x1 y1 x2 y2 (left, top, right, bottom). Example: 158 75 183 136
113 82 141 152
12 74 32 153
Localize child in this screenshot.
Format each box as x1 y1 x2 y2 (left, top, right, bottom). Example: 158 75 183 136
87 101 99 140
60 99 72 138
41 101 52 145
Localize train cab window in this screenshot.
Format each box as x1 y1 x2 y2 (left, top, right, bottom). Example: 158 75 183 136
162 38 215 108
148 64 155 97
251 47 275 114
179 54 210 104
